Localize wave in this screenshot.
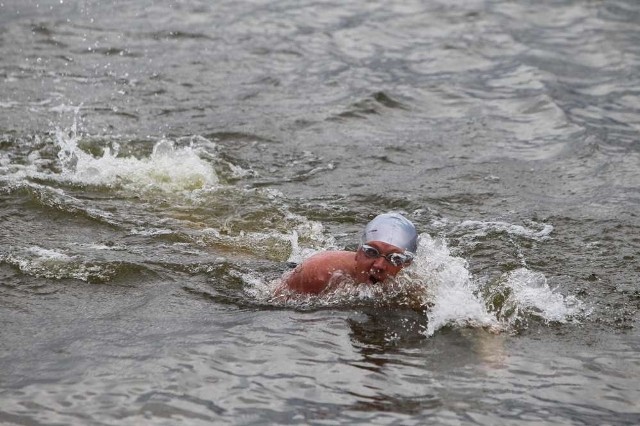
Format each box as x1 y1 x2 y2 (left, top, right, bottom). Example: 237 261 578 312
53 122 218 192
0 111 218 194
1 245 155 284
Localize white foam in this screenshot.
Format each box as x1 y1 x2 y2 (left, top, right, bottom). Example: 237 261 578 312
83 243 127 251
285 230 318 265
413 234 499 336
494 268 585 326
456 220 554 240
416 234 584 334
0 101 19 108
284 216 336 265
54 127 218 191
129 227 175 236
2 118 219 194
2 246 114 282
49 103 81 113
27 246 72 261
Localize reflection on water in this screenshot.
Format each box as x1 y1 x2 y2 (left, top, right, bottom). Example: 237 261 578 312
1 0 640 424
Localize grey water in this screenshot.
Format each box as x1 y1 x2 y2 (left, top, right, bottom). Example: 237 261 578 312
1 0 640 424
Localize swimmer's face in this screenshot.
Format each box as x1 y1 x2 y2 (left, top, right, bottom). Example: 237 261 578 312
354 241 411 285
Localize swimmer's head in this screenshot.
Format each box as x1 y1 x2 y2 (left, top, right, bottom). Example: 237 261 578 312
362 212 418 254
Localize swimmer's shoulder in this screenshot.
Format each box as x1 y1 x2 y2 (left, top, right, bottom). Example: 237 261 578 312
283 250 355 294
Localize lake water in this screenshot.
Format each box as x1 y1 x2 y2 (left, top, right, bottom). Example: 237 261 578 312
1 0 639 424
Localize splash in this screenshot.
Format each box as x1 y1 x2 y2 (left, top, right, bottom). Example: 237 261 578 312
413 234 499 336
241 216 341 302
415 233 586 334
0 106 218 193
284 216 338 265
54 123 218 192
485 268 585 329
251 230 585 337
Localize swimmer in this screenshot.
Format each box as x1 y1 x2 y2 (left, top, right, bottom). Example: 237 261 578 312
278 212 418 294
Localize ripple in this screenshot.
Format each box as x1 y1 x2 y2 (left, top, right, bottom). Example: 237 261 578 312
327 91 409 121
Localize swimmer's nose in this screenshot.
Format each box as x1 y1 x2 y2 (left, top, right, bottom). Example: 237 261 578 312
373 256 389 269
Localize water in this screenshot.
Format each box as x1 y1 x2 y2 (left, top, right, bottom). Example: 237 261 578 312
1 0 639 424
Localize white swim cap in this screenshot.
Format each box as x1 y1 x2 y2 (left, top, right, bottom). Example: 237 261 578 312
362 212 418 254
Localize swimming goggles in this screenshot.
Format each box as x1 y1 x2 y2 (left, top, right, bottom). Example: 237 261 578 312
360 244 414 267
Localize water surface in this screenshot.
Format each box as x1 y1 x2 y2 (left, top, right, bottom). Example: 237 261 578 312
1 0 639 424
